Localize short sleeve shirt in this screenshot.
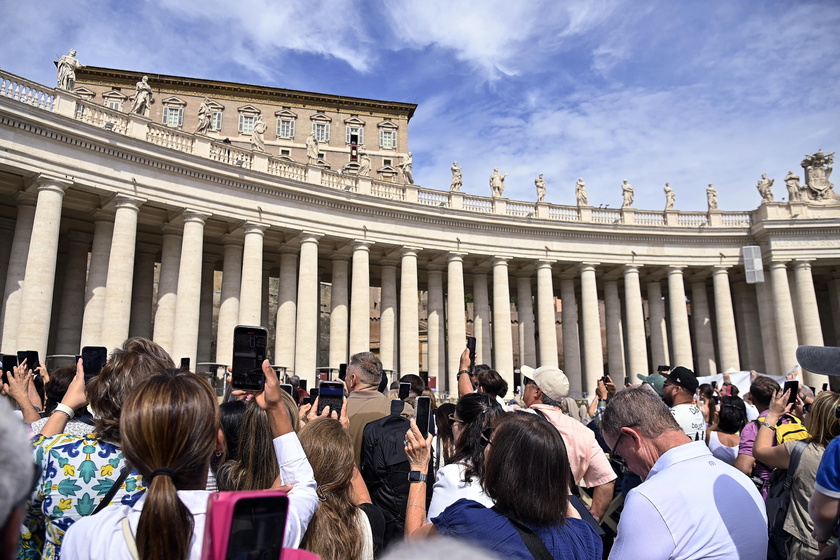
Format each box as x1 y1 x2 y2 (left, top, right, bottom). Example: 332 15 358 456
669 403 706 442
815 436 840 498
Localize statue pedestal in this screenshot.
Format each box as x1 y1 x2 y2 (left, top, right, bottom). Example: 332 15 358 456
450 192 464 210
535 202 549 219
493 198 507 215
622 208 636 225
665 210 679 226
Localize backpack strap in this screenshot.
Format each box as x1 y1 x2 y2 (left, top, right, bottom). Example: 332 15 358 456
390 399 405 417
788 441 807 476
93 463 133 515
493 508 553 560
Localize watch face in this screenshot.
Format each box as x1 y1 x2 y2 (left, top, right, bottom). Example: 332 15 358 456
408 471 426 482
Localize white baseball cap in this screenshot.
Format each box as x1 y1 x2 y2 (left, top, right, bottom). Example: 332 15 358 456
521 365 570 401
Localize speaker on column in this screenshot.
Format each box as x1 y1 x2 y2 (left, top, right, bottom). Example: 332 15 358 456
742 246 765 284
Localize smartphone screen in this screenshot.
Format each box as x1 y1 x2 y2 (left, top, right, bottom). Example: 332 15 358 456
231 325 268 391
318 381 344 416
783 380 799 405
16 351 26 368
2 354 17 385
414 395 431 438
280 384 293 397
398 382 411 400
308 388 319 405
624 376 631 387
25 350 40 371
823 383 829 392
298 379 307 391
180 357 190 370
711 381 718 389
225 495 288 560
338 363 347 381
81 346 108 384
466 337 476 370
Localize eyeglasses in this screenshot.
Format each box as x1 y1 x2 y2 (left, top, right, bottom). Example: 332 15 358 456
609 425 637 467
448 413 464 425
480 426 494 447
803 402 812 414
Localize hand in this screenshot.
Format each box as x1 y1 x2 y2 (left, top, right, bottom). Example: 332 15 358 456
4 363 31 402
767 389 792 422
595 380 607 400
750 370 758 380
404 419 432 472
459 348 471 372
36 362 50 385
786 366 799 381
61 359 88 410
298 403 312 425
604 376 617 396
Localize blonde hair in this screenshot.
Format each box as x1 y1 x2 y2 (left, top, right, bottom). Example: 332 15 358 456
807 391 840 447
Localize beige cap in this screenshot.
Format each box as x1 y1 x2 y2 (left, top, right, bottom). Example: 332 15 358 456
521 365 570 401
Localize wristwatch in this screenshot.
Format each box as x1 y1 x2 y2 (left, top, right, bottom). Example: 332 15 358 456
408 471 427 483
760 421 776 430
457 369 471 377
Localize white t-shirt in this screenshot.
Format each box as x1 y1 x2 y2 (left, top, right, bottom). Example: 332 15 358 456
670 403 706 442
609 441 767 560
427 462 493 521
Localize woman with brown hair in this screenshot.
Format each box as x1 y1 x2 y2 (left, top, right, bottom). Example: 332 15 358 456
298 417 385 560
61 362 317 559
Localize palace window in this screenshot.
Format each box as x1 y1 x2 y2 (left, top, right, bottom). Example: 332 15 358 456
211 111 223 131
313 122 330 142
379 129 397 149
346 125 364 145
277 119 295 138
163 106 184 127
239 114 255 134
107 100 121 111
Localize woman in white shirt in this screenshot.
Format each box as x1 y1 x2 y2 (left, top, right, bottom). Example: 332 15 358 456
62 363 317 560
705 396 747 464
426 393 503 520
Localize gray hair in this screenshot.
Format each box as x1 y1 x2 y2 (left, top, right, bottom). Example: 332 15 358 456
381 536 503 560
0 398 35 527
348 352 383 386
601 386 681 440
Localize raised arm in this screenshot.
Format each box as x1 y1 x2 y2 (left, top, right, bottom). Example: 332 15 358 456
457 348 474 399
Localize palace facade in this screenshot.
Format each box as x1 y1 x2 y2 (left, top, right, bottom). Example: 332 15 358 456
1 62 839 396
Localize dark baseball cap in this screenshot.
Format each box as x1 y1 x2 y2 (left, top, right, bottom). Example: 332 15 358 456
665 366 698 394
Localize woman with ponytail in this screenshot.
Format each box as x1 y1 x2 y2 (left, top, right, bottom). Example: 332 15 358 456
62 363 318 560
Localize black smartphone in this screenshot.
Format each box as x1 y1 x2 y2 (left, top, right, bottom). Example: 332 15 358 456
280 384 293 397
338 363 347 381
624 376 631 387
783 380 799 405
180 357 190 370
466 337 476 370
2 354 17 385
377 370 389 393
823 383 829 392
308 387 319 405
298 379 307 391
231 325 268 391
398 382 411 400
25 350 39 371
711 381 718 389
318 381 344 416
81 346 108 384
414 395 431 439
16 351 26 368
219 494 288 560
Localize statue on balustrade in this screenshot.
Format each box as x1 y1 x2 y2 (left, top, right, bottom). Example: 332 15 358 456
195 98 213 134
401 152 414 184
707 183 718 210
801 149 835 201
490 168 507 198
450 161 462 192
251 115 267 152
306 132 319 163
756 173 774 202
664 182 675 210
621 179 634 208
575 178 588 206
130 75 153 116
359 152 371 176
535 174 546 202
57 49 83 91
785 171 801 202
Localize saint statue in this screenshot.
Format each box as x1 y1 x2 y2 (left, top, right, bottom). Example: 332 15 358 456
664 183 675 210
784 171 801 202
56 49 83 91
707 183 718 211
306 133 319 163
401 152 414 184
535 174 547 202
359 152 371 176
195 98 213 134
251 115 267 152
575 178 588 206
490 168 507 198
450 161 462 192
621 179 634 208
130 75 153 116
756 173 774 202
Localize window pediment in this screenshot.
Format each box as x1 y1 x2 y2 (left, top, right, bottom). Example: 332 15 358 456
275 109 298 119
310 112 332 123
343 116 366 126
377 120 398 130
237 105 261 115
74 87 96 99
161 96 187 107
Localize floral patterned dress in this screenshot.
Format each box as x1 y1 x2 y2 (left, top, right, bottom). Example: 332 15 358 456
19 432 145 560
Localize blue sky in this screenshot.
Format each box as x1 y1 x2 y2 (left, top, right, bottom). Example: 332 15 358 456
1 0 838 211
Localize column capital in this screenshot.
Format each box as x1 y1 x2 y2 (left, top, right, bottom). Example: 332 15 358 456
793 259 814 270
667 265 687 275
111 193 147 212
220 233 244 247
712 265 732 274
623 264 641 274
162 222 185 236
300 231 323 245
64 230 93 246
181 209 211 224
331 253 350 263
579 262 599 273
769 260 789 269
427 264 445 273
136 241 159 256
352 239 373 252
537 260 555 270
31 173 73 192
90 208 115 223
401 246 422 257
14 190 38 206
380 259 399 268
493 256 512 266
243 221 270 236
447 251 468 263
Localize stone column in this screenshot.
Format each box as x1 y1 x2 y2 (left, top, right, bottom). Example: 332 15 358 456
733 281 764 372
274 247 297 370
78 212 113 348
623 266 648 379
793 260 826 386
380 263 398 372
349 241 372 356
170 210 210 366
770 261 799 374
329 257 349 368
446 253 467 392
647 279 670 369
518 273 537 368
492 257 514 387
294 233 322 382
400 247 420 374
427 267 445 384
0 194 36 353
54 233 91 354
216 237 243 367
261 266 272 333
559 277 582 392
755 278 780 375
712 266 740 373
97 195 145 352
580 264 603 396
0 219 14 308
237 222 268 326
127 243 157 341
152 226 182 355
472 272 492 365
690 276 716 376
15 179 70 356
603 279 626 379
535 262 557 368
667 266 693 368
197 256 217 363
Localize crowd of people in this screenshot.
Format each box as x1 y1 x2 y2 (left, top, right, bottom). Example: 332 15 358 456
2 337 840 559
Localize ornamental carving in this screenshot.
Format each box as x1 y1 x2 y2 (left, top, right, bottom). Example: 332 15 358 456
800 149 835 201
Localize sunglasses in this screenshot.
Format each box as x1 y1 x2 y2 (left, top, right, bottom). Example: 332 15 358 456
609 425 637 468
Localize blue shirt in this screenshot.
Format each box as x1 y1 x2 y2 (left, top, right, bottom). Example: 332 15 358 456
815 436 840 498
432 498 602 560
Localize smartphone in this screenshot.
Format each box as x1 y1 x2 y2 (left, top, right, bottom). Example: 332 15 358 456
298 379 307 391
16 351 26 368
823 383 829 392
783 380 799 405
81 346 108 384
338 363 347 381
377 370 389 393
308 388 319 405
398 382 411 400
711 381 718 389
231 325 268 391
414 395 431 439
280 384 293 397
466 337 476 370
318 381 344 416
180 357 190 370
2 354 17 385
25 350 39 371
201 491 288 560
624 376 631 387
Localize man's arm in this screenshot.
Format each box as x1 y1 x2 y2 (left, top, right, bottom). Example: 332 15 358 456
810 490 840 546
734 453 756 477
589 480 616 522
